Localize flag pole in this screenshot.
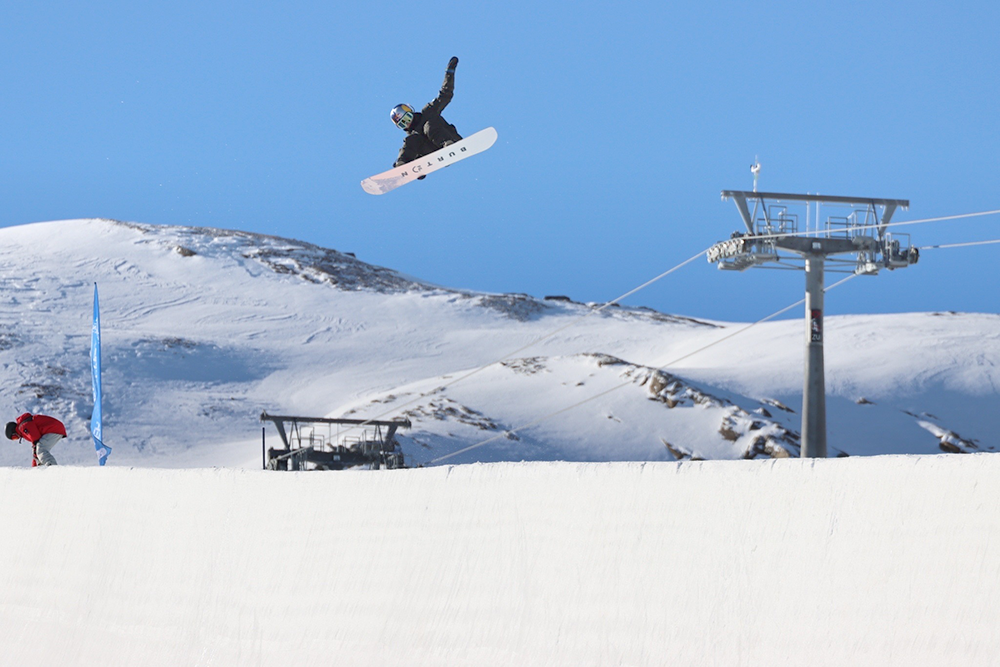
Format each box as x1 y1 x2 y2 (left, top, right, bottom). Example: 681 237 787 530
91 283 111 465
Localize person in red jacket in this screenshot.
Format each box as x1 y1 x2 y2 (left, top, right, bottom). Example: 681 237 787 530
6 413 66 466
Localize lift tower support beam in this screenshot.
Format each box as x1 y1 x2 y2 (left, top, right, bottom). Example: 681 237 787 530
711 189 913 459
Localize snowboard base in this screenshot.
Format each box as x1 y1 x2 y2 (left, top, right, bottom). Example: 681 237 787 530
361 127 497 195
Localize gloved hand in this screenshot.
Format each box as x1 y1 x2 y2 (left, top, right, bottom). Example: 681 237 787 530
447 56 458 73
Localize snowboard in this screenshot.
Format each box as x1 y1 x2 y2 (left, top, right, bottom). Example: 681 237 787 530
361 127 497 195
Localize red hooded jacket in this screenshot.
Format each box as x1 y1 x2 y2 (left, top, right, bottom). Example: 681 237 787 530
14 413 67 444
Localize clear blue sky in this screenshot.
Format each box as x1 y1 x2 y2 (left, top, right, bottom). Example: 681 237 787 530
2 1 998 321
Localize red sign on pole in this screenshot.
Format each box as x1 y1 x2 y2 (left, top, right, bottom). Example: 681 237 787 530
810 309 823 343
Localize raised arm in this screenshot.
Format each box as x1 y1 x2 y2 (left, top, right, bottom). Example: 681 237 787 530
423 56 458 116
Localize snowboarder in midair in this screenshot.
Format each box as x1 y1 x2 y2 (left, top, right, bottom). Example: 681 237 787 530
390 57 463 171
6 412 67 466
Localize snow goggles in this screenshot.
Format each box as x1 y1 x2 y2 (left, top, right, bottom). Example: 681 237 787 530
394 110 414 130
391 104 414 130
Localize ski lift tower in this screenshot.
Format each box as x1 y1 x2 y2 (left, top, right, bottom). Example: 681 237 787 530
707 189 918 458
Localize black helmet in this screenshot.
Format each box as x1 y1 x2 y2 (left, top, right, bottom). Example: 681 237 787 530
5 422 17 440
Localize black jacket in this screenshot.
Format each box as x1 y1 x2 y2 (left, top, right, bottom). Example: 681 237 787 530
394 66 462 168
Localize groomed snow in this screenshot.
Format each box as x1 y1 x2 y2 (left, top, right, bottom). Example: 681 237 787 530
2 455 999 666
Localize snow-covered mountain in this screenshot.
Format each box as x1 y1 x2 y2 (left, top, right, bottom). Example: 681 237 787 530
1 219 997 468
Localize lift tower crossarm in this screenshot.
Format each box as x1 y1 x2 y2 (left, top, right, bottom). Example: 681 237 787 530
721 190 909 208
259 413 411 428
722 191 909 236
259 412 412 451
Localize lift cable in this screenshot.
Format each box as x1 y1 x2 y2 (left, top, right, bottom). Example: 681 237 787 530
333 248 710 438
429 273 861 464
741 208 1000 242
331 208 999 447
918 238 1000 250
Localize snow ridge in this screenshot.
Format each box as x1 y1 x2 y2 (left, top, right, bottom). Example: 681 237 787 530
0 218 995 468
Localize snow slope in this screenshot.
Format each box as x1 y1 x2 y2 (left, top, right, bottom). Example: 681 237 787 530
2 219 999 666
2 455 999 666
0 219 996 468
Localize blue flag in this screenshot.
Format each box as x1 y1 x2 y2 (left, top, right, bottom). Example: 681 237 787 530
91 284 111 465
